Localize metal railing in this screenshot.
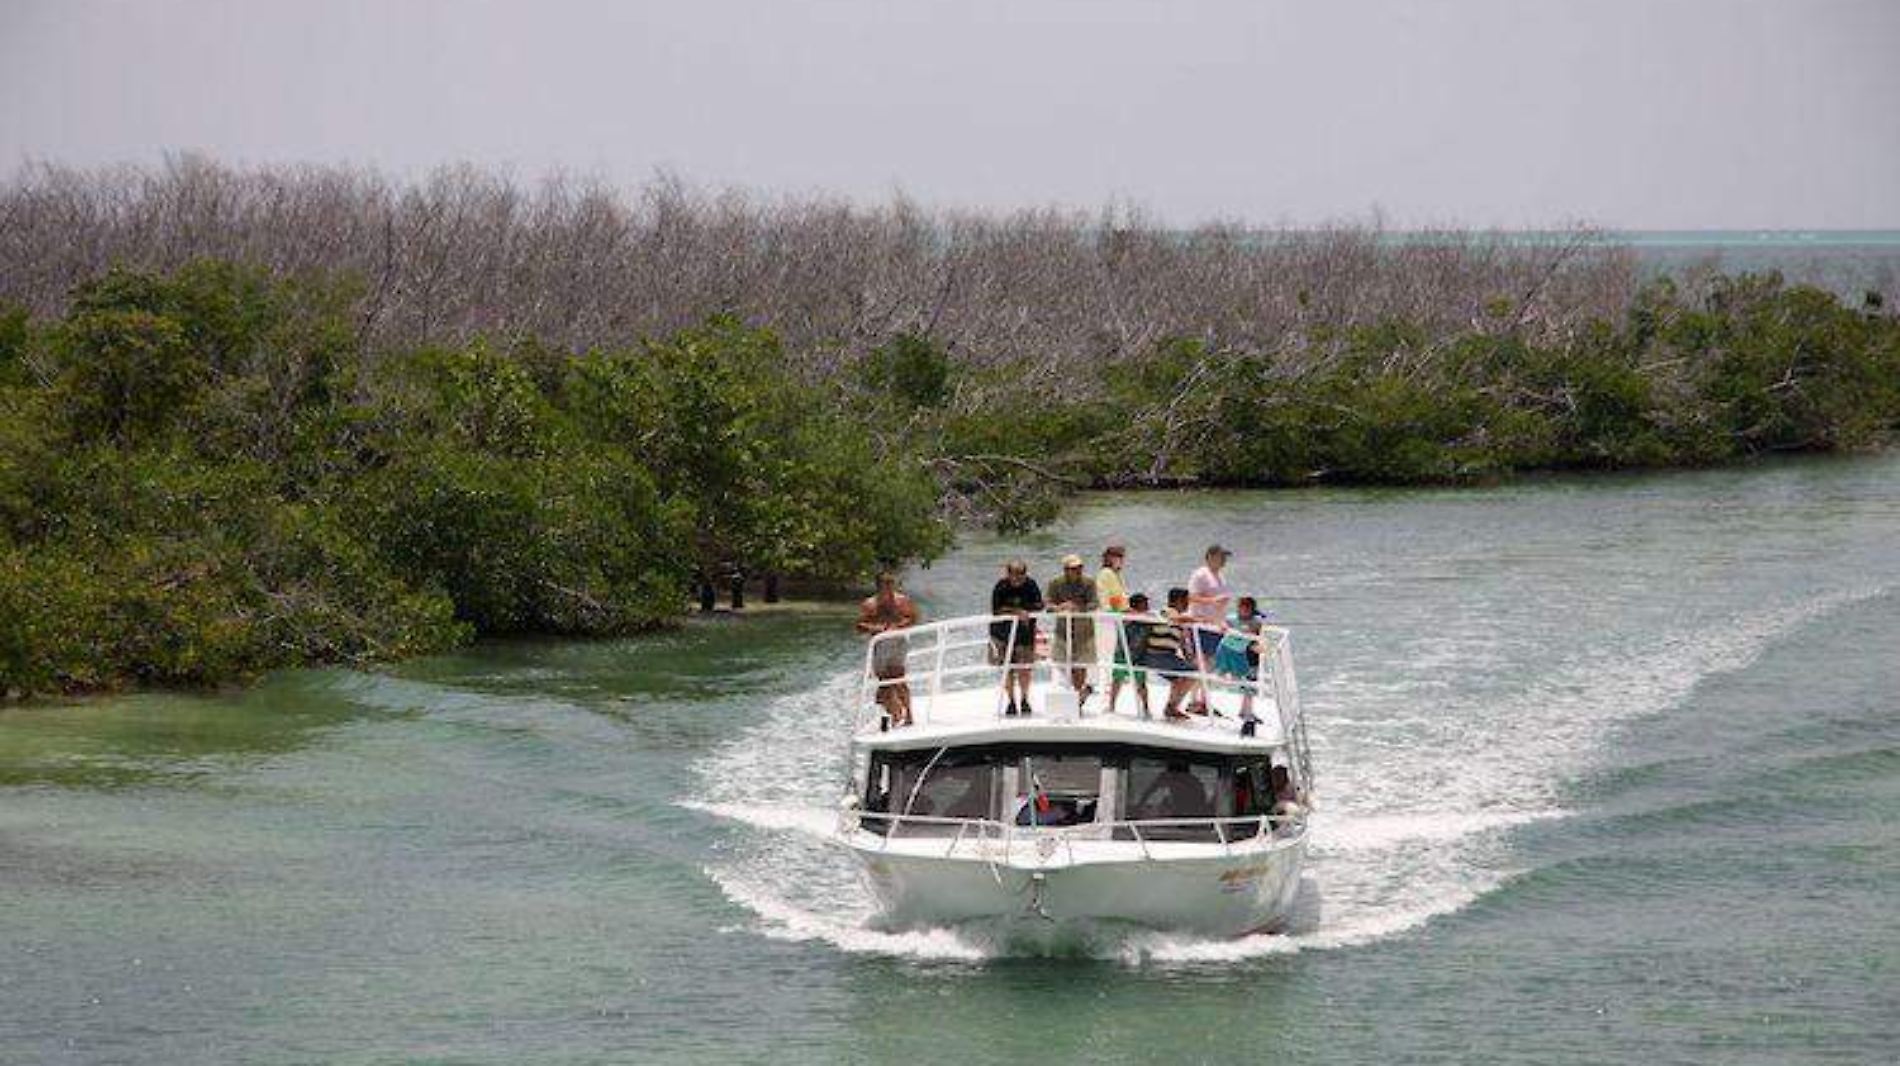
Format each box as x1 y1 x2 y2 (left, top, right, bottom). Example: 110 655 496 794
860 611 1304 752
845 807 1308 864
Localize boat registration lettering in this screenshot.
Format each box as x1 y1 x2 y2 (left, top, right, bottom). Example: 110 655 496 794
1218 864 1271 893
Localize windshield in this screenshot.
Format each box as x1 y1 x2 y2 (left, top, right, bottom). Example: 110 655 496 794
1015 753 1102 828
861 743 1276 840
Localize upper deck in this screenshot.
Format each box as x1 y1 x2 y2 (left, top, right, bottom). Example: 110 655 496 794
858 612 1312 782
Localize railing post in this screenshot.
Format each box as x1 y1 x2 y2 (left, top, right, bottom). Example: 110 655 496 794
931 627 947 725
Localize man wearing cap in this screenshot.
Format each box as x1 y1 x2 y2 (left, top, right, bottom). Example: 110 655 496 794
1187 545 1235 686
1045 553 1100 707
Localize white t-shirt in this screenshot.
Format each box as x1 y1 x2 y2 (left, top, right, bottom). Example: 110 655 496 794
1187 565 1232 626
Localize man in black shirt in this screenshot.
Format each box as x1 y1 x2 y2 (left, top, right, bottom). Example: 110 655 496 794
989 560 1043 716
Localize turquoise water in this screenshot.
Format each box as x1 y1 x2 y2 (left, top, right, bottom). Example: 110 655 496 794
3 454 1898 1063
1624 232 1899 298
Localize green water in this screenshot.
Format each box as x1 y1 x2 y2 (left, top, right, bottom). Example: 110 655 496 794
4 455 1898 1064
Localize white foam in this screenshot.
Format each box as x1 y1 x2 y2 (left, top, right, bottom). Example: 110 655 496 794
683 586 1883 963
1314 808 1560 852
679 801 835 839
705 862 989 961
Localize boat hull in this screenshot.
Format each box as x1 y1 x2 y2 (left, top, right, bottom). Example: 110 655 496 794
843 832 1306 938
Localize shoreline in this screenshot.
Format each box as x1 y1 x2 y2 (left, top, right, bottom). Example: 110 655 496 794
7 446 1891 708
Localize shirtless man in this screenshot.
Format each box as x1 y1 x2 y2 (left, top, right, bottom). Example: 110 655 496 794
856 572 920 726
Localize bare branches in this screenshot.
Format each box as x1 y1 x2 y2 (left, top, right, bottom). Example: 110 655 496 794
930 453 1084 488
0 159 1642 377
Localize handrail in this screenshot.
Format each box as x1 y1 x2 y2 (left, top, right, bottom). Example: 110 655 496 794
847 809 1308 862
851 610 1314 823
859 611 1299 736
860 612 1283 713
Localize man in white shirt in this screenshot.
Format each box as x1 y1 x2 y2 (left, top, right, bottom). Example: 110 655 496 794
1186 544 1234 677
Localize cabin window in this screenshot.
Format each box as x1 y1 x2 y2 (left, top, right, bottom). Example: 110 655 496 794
861 744 1262 840
1233 757 1274 819
1014 754 1102 827
865 751 999 834
1124 757 1219 820
900 761 997 821
1117 756 1232 841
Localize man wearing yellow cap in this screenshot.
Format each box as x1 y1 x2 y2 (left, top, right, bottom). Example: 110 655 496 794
1045 553 1100 707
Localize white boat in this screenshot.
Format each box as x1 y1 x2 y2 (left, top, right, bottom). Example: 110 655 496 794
835 610 1313 938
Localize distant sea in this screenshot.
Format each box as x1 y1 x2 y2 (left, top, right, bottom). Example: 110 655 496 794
1616 230 1900 297
1364 229 1897 298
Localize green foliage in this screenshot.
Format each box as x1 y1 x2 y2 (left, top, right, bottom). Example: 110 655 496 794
53 309 203 447
1119 275 1899 488
3 255 1896 700
567 318 952 580
0 303 29 387
1 265 957 697
860 332 954 409
421 343 551 458
352 446 690 634
935 360 1126 531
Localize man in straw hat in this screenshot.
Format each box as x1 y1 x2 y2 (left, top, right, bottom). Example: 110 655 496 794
1045 553 1100 707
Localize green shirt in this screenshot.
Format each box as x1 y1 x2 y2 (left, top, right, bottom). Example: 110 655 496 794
1045 574 1099 612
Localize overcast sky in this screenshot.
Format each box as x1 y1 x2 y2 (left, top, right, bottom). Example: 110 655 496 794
2 0 1895 229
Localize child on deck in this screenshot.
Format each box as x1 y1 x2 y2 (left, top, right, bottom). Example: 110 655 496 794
1110 592 1153 717
1141 588 1202 720
1213 596 1270 730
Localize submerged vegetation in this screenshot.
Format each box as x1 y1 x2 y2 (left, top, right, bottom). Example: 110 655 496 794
2 160 1896 697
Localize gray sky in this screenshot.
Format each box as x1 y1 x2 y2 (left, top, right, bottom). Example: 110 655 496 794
2 0 1895 229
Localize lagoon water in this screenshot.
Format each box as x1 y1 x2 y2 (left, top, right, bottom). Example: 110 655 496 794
4 454 1898 1064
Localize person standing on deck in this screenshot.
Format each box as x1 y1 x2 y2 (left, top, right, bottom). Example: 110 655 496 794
1186 544 1235 714
1046 554 1100 707
856 572 919 727
989 560 1043 716
1096 543 1130 612
1096 544 1135 713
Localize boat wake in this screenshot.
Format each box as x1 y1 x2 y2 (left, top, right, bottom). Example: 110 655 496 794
683 587 1878 963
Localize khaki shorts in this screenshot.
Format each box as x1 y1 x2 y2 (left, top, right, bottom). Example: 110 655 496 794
988 636 1033 667
872 636 908 678
1048 615 1096 666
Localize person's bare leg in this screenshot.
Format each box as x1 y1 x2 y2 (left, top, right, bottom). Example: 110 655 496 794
1165 676 1195 717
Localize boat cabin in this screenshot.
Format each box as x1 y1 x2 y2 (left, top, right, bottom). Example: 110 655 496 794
845 611 1313 848
859 740 1299 843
